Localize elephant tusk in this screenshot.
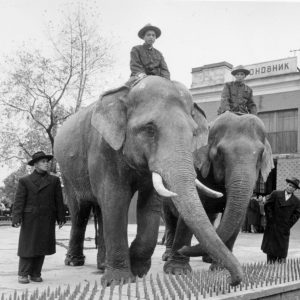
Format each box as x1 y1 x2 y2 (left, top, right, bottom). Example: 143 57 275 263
152 172 178 198
195 179 223 198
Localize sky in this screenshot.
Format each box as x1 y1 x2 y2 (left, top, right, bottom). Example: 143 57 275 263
1 0 300 183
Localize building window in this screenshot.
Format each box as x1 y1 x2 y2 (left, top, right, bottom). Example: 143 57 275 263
259 109 298 154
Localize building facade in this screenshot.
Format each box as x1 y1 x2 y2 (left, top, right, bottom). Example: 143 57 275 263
190 57 300 196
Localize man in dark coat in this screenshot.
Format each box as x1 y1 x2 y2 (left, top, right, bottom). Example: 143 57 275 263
217 66 257 115
261 177 300 263
126 24 170 87
12 151 66 284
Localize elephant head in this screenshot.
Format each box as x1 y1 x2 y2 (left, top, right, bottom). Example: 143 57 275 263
191 111 274 251
91 77 243 284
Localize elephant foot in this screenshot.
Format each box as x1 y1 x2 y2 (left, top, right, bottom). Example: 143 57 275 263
162 248 172 261
65 254 85 266
130 258 151 277
101 267 135 286
97 262 106 274
163 259 191 275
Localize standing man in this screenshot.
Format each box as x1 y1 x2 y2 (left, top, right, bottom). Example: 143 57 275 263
12 151 66 284
261 177 300 263
217 66 257 115
126 23 170 87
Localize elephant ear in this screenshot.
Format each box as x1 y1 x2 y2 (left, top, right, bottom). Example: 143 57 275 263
91 87 129 150
192 103 209 152
260 138 274 182
193 144 211 178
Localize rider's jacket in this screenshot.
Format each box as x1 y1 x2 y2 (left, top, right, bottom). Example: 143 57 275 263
218 81 257 115
130 43 170 79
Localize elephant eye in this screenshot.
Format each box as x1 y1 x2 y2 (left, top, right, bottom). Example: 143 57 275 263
142 122 156 137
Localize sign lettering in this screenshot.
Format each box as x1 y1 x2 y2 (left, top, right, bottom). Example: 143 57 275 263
245 57 297 80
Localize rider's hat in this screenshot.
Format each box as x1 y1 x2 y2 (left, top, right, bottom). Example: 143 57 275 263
138 24 161 39
231 65 250 76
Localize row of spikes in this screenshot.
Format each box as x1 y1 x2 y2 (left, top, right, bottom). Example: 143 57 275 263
1 258 300 300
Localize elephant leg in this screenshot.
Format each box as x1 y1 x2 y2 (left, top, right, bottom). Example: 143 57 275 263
157 209 166 245
161 201 178 261
157 230 166 245
94 205 106 272
65 197 92 267
100 184 134 286
164 216 193 275
130 189 161 277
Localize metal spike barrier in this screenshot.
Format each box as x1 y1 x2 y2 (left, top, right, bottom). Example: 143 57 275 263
1 258 300 300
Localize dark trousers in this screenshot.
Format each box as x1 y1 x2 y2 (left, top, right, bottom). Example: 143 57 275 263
267 254 286 264
18 256 45 277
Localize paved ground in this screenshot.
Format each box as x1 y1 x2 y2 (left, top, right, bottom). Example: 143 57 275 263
0 220 299 296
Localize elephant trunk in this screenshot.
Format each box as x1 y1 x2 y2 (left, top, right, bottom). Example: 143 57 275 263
180 165 255 257
158 152 243 285
216 166 256 243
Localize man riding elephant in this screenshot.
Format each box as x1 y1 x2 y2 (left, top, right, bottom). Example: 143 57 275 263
217 66 257 115
126 24 170 87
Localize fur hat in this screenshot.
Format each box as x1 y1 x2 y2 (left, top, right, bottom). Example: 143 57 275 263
138 24 161 39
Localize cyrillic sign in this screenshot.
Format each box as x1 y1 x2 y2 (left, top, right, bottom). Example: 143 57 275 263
245 57 298 80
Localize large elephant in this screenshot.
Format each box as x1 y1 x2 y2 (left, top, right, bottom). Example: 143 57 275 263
163 111 274 270
54 76 243 285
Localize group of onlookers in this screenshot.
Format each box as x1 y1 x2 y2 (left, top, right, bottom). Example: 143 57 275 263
242 194 266 233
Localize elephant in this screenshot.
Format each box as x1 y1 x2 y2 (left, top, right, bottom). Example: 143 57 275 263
54 76 244 286
162 111 274 270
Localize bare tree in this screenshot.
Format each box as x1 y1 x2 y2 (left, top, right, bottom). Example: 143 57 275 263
0 10 113 169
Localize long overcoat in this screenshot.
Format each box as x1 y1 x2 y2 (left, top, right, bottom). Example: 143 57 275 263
12 171 66 257
261 190 300 258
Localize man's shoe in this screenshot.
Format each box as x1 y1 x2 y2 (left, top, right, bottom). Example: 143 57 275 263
18 276 29 284
30 276 43 282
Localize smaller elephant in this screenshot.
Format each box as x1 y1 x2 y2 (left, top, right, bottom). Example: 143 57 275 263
163 111 274 271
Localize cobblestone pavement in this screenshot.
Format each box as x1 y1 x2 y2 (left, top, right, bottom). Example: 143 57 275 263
0 221 299 296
